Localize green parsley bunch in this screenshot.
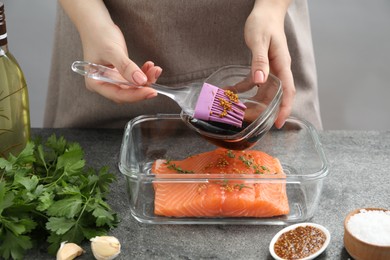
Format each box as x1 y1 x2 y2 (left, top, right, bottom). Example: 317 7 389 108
0 135 119 259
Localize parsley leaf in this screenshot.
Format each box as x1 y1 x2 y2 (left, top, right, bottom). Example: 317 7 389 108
0 134 119 259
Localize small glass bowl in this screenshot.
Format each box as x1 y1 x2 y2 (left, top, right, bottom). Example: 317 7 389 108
181 65 282 150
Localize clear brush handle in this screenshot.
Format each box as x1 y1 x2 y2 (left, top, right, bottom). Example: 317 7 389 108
71 61 190 102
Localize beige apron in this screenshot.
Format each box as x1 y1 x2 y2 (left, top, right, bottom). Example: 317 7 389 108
44 0 322 129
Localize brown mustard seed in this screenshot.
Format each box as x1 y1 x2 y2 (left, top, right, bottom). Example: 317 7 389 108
219 183 234 192
218 98 232 118
215 90 240 118
216 157 229 167
274 225 326 259
203 162 214 170
224 90 239 103
232 168 241 174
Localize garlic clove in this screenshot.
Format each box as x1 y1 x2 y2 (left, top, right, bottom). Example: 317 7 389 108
90 236 121 260
56 241 84 260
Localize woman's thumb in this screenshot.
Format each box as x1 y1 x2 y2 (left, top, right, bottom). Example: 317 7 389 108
251 49 270 84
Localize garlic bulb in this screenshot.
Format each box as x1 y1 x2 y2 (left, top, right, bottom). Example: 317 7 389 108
90 236 121 260
56 242 84 260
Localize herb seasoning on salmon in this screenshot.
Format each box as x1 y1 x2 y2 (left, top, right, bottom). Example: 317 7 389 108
152 148 289 218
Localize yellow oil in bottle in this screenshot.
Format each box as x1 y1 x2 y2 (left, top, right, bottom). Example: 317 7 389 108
0 2 31 158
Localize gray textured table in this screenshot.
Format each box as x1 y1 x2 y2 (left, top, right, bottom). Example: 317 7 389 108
27 128 390 260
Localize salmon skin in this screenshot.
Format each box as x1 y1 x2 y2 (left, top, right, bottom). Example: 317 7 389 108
152 148 289 218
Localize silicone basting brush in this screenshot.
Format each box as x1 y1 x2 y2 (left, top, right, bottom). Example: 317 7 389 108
72 61 247 128
193 83 246 128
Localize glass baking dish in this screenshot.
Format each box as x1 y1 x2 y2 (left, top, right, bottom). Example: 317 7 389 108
118 114 329 225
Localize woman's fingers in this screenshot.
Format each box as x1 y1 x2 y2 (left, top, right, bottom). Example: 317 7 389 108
273 68 295 129
85 77 157 103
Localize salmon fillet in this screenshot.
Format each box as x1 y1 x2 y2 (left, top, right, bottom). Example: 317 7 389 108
152 148 289 218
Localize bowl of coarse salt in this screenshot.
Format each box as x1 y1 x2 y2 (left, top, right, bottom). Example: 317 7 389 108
344 208 390 260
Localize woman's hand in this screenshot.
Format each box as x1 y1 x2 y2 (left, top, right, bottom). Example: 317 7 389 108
244 0 295 128
59 0 162 103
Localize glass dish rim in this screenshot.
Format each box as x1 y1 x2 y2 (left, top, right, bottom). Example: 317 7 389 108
118 114 329 181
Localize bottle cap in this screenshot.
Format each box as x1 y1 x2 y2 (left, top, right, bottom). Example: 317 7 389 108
0 3 4 23
0 2 7 46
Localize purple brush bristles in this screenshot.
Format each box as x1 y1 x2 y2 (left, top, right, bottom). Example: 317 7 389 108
193 83 247 128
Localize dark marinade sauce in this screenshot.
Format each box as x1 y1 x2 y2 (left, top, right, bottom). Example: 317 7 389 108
188 119 266 150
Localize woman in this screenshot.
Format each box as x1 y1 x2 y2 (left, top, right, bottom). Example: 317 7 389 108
44 0 322 130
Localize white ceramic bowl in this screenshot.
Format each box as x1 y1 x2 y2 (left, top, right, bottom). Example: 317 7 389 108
269 222 331 260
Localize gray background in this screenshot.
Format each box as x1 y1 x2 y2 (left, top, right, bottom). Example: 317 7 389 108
2 0 390 130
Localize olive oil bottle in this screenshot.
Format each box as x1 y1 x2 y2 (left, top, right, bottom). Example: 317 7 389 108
0 2 31 158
